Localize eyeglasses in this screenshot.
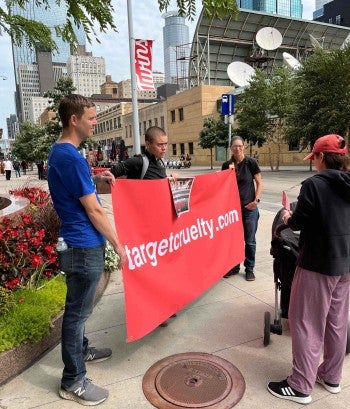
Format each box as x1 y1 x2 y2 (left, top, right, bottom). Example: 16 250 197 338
232 145 244 148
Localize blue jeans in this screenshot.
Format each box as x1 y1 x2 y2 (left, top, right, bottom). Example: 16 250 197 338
240 206 259 271
58 244 105 387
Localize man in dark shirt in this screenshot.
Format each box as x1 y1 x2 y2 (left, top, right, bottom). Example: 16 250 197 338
110 126 168 180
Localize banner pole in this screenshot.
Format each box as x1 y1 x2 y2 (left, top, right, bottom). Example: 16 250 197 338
127 0 141 154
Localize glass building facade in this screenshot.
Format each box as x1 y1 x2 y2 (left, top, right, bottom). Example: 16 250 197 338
162 11 190 89
238 0 303 18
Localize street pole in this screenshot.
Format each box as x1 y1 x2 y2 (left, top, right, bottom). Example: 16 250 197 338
127 0 141 154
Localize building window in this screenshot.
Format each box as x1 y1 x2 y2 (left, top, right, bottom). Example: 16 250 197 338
161 116 165 129
189 142 194 155
336 15 341 25
172 144 177 156
171 110 176 123
180 143 185 155
179 107 184 121
288 141 299 151
328 18 332 24
129 125 132 139
154 118 158 126
148 119 152 128
143 121 147 133
125 126 128 138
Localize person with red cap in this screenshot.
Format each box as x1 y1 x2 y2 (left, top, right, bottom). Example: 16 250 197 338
267 134 350 404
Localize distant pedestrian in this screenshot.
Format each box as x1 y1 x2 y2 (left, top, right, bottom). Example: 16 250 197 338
13 160 21 178
36 159 44 179
21 160 27 175
4 158 12 180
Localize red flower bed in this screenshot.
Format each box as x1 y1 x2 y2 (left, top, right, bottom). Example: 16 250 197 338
0 187 60 290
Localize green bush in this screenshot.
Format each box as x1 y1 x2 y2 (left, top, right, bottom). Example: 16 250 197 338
0 274 66 353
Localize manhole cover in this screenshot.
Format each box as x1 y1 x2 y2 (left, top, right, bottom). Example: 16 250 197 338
142 352 245 408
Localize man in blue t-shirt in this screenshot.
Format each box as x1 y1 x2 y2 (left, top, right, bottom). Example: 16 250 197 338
48 94 126 406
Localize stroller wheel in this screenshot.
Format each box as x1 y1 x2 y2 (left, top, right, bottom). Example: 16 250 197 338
263 311 271 346
346 320 350 355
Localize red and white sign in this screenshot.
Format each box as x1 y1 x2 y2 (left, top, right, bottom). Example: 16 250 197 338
112 170 244 341
134 39 155 91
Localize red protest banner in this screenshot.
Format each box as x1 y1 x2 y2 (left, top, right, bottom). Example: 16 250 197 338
112 170 244 341
134 39 155 91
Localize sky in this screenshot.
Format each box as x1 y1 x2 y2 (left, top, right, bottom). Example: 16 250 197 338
0 0 315 138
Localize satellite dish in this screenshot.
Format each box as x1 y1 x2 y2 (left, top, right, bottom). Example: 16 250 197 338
341 33 350 49
282 52 302 70
309 34 323 49
227 61 256 87
256 27 283 51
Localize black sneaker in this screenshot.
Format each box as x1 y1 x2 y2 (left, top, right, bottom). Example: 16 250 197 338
84 347 112 363
245 270 255 281
224 266 240 278
267 379 312 404
316 376 341 393
59 377 108 405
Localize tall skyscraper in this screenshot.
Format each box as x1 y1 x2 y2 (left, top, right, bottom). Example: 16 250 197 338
162 11 190 90
238 0 303 18
9 0 86 122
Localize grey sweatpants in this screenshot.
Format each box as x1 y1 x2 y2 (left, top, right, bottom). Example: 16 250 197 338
287 267 350 395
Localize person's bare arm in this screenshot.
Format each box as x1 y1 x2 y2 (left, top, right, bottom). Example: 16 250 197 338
80 193 126 268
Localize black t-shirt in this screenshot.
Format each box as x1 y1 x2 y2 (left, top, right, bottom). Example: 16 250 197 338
111 151 166 180
222 156 260 206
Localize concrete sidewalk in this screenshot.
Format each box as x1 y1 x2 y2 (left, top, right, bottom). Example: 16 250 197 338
0 167 349 409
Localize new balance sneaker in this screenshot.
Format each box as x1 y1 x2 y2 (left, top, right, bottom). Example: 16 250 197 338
59 377 108 406
84 347 112 363
316 376 341 394
267 379 312 404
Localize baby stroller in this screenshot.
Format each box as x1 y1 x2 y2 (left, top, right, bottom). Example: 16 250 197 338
263 203 350 355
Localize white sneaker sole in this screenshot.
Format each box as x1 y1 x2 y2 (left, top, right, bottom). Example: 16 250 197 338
59 388 107 406
316 376 341 394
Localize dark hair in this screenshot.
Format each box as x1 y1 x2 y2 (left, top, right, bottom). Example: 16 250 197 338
145 126 166 143
315 152 350 171
58 94 95 128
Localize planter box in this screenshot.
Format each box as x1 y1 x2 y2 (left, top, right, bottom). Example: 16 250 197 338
0 271 110 386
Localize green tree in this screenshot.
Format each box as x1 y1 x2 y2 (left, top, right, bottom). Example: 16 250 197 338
199 117 229 169
286 45 350 150
11 121 47 162
236 67 295 170
1 1 238 52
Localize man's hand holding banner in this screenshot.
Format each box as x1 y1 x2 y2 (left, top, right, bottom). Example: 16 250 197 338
112 169 244 341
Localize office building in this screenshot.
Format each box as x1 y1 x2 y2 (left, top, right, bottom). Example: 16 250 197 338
314 0 332 18
10 0 86 123
238 0 302 18
67 45 106 97
314 0 350 27
162 11 190 89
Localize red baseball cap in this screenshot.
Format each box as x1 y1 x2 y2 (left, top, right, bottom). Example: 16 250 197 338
304 134 348 160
